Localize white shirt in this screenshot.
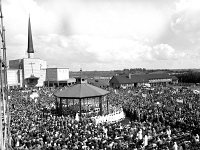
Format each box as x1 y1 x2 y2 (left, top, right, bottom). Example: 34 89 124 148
167 129 171 137
144 135 148 146
173 142 178 150
195 134 199 142
138 129 143 140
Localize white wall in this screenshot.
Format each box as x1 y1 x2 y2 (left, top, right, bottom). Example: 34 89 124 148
23 58 47 87
57 68 69 81
38 69 46 86
46 68 69 81
7 69 22 87
7 69 18 85
39 59 47 69
23 58 41 78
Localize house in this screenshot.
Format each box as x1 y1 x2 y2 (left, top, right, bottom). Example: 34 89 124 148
109 75 133 89
109 73 178 89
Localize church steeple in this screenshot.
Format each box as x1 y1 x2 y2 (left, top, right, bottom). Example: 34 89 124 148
27 16 34 58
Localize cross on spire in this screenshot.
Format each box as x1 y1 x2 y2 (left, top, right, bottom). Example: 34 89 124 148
29 62 35 75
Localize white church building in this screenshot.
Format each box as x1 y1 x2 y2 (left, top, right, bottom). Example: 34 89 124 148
8 17 70 88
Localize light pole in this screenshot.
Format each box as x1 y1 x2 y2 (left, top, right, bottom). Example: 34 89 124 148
0 0 11 149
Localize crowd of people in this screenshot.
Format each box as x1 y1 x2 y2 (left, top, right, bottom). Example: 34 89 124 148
108 86 200 149
8 84 200 150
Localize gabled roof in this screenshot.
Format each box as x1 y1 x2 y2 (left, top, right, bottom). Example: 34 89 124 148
88 79 109 87
149 71 167 74
130 74 149 83
130 73 172 81
111 73 174 84
109 76 132 84
54 83 109 99
147 73 171 80
171 76 178 81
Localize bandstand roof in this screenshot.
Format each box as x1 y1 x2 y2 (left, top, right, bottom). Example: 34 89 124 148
54 83 109 99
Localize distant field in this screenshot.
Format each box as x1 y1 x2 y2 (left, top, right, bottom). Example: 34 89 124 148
69 71 118 78
69 69 200 79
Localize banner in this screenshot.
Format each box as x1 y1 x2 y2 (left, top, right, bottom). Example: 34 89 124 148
92 110 125 124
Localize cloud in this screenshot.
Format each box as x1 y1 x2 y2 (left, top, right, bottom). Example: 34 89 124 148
32 33 186 70
2 0 200 70
157 0 200 61
34 0 167 38
171 0 200 39
151 44 185 60
34 34 99 65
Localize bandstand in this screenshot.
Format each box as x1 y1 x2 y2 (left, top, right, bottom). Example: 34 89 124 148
54 83 109 118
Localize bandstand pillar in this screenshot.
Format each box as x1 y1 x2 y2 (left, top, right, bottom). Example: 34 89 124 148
99 96 103 115
56 97 59 114
56 97 58 113
66 99 69 108
105 95 109 114
86 98 89 112
79 98 82 120
60 98 63 115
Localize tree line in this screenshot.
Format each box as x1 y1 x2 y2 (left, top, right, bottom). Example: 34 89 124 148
175 71 200 83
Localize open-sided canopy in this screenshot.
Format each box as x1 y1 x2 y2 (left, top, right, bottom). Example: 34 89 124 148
25 75 39 87
54 83 109 99
25 74 39 80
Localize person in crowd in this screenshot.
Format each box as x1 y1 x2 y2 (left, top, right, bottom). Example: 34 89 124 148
8 85 200 150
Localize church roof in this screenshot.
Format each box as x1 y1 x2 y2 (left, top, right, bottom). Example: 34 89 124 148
27 16 34 53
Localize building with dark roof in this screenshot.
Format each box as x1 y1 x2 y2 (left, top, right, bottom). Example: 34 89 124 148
171 76 179 84
109 75 132 89
109 73 178 89
87 79 109 88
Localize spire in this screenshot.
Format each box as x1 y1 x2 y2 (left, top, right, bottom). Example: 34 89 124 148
27 16 34 57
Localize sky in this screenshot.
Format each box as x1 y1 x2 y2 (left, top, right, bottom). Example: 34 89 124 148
2 0 200 71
